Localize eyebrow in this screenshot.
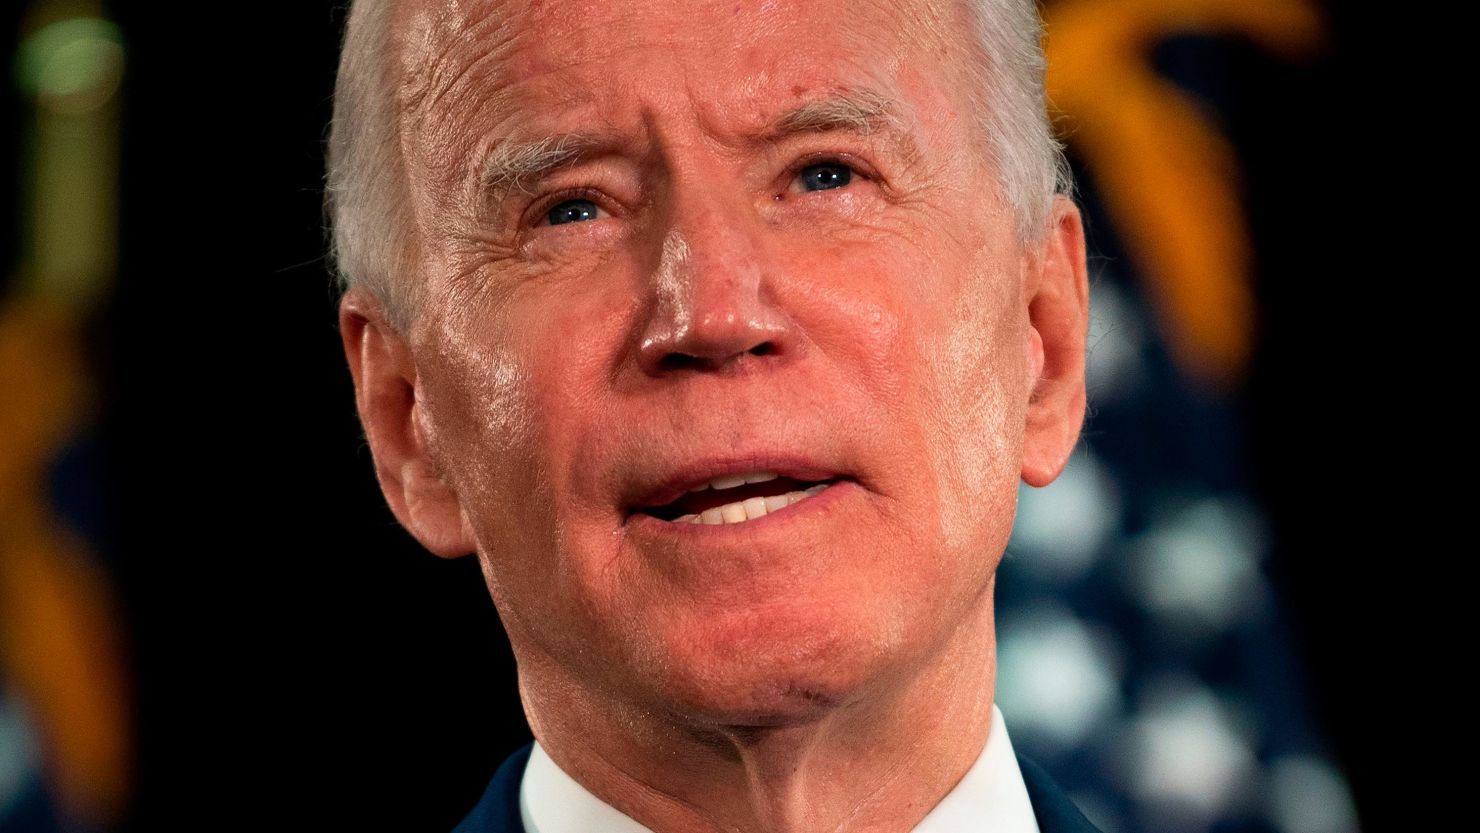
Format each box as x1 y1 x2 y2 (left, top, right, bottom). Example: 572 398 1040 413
478 88 915 203
480 131 615 202
767 87 904 141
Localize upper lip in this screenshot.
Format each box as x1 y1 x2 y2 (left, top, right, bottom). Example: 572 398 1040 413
622 452 849 516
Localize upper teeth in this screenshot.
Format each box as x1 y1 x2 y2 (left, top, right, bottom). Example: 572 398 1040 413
674 483 830 525
689 471 779 492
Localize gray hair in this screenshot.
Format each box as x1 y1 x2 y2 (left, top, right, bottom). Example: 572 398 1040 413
961 0 1076 242
325 0 421 333
324 0 1073 333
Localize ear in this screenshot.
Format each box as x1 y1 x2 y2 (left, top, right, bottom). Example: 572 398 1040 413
1021 196 1090 488
339 288 476 558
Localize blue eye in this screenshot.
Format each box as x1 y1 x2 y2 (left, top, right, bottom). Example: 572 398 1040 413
797 162 852 192
547 198 600 226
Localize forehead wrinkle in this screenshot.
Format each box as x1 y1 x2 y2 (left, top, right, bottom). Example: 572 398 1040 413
398 0 522 128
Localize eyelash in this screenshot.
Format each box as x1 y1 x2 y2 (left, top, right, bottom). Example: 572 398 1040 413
781 152 872 195
781 150 870 195
528 185 609 229
525 152 875 229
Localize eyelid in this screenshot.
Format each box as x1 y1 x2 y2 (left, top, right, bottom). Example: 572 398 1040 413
516 148 881 229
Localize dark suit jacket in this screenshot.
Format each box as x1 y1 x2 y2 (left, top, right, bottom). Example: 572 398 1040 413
453 742 1105 833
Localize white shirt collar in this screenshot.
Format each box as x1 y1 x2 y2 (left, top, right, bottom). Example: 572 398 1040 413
519 704 1040 833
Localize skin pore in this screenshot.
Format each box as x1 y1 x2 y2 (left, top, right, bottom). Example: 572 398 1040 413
336 0 1089 830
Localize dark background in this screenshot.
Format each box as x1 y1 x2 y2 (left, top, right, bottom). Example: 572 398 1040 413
3 1 1437 830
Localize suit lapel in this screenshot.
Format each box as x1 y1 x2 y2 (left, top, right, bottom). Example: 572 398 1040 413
452 741 533 833
1016 752 1107 833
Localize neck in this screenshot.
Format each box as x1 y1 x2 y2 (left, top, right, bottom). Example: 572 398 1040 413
517 588 998 833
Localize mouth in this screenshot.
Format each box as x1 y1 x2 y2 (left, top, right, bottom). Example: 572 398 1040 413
624 455 858 526
633 471 845 525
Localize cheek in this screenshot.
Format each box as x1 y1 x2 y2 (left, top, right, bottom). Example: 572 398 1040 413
414 310 552 557
791 229 1025 563
915 247 1029 556
417 301 625 654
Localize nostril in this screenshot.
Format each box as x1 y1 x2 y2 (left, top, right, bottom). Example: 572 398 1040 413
658 353 703 372
653 341 778 373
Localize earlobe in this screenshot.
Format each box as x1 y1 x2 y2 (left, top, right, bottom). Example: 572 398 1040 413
339 289 477 559
1020 196 1090 488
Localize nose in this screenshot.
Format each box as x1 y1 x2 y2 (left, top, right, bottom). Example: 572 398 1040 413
635 200 795 376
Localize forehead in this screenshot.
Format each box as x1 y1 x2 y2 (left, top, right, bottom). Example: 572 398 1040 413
392 0 975 143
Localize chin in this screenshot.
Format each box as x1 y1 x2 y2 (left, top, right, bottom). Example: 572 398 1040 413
635 596 910 728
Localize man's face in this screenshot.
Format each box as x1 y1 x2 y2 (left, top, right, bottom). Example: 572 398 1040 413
356 0 1081 724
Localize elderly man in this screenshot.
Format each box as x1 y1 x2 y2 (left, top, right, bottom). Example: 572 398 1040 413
327 0 1095 828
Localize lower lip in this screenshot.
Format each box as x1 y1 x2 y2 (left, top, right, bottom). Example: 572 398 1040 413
625 479 861 537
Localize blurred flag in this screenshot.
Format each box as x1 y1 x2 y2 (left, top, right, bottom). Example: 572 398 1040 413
996 2 1359 832
1 4 131 831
